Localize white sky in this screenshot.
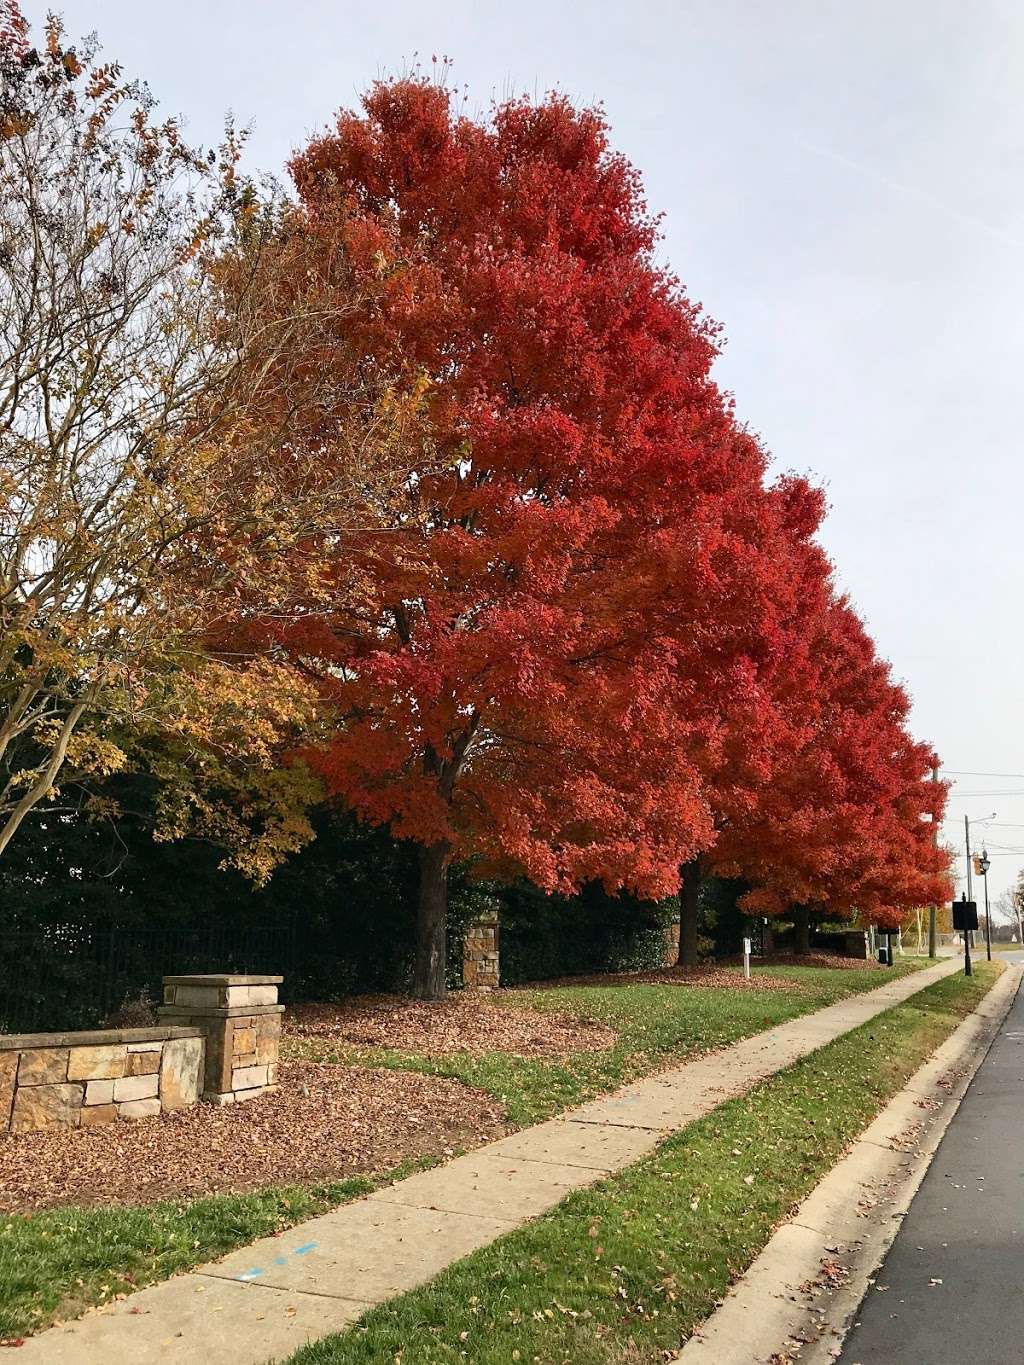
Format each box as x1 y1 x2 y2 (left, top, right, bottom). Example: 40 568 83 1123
31 0 1024 906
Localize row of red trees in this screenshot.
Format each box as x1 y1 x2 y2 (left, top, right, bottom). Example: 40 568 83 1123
214 79 949 996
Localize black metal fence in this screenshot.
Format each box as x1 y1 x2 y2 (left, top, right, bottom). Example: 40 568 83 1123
0 921 305 1034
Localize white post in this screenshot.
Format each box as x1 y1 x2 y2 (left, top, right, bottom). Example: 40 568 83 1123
742 936 751 980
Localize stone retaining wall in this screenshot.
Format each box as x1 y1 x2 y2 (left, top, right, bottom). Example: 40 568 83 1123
0 1026 204 1133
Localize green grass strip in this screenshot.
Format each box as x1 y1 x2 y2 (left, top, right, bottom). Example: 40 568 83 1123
289 962 1000 1365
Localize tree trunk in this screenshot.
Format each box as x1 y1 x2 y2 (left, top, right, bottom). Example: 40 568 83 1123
676 860 701 968
413 841 449 1000
762 919 775 955
792 905 811 956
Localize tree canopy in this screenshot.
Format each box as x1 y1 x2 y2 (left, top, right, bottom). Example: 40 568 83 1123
1 11 952 999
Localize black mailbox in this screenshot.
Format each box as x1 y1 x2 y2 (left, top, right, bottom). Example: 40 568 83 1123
952 899 978 932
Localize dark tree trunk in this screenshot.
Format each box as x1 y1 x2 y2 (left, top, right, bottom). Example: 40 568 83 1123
762 920 775 955
677 859 701 968
792 905 811 956
413 841 449 1000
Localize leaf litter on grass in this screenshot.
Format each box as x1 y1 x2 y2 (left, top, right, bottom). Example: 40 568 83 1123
285 994 618 1056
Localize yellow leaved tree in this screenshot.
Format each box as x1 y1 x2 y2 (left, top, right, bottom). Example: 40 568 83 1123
0 6 426 876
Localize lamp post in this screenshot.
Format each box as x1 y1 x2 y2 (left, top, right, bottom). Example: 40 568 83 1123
980 847 992 961
964 813 996 954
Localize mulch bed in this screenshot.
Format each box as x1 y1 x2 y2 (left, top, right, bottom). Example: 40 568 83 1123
285 994 618 1057
524 964 804 993
747 952 887 971
0 1060 507 1212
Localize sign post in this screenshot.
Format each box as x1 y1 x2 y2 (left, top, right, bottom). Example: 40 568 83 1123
952 895 978 977
742 937 751 981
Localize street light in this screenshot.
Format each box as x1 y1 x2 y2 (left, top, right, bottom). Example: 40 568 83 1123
980 847 992 961
964 812 996 944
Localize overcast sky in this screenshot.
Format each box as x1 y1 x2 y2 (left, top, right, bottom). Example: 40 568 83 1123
30 0 1024 907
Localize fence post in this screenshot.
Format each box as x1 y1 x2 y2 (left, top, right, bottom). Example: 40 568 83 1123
102 923 119 1021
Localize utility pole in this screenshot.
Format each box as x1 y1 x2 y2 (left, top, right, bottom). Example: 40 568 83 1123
965 813 973 945
964 814 974 974
928 765 938 958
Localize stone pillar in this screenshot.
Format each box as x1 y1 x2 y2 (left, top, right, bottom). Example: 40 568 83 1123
664 919 680 966
463 913 500 992
158 974 283 1105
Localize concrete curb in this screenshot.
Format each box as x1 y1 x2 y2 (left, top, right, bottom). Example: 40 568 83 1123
673 962 1022 1365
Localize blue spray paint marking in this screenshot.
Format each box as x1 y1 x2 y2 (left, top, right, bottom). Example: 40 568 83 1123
235 1241 317 1281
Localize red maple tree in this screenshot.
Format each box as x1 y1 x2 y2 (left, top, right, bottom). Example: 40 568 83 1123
272 79 823 996
215 77 949 991
666 457 835 963
713 596 951 948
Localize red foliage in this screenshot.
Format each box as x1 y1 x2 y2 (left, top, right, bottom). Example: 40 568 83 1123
282 82 805 907
0 1 28 58
714 597 952 927
229 77 950 989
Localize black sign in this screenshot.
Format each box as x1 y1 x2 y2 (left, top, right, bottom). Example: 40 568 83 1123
953 899 978 932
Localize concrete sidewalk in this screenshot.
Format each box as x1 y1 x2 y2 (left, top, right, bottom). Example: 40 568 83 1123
20 957 960 1365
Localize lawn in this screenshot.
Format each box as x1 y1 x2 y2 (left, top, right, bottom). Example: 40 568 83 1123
283 959 927 1126
288 961 1000 1365
0 956 926 1341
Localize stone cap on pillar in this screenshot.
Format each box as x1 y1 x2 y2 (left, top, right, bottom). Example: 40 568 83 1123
161 974 283 1012
162 974 283 986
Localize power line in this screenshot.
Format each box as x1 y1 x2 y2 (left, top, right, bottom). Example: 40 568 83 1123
942 770 1024 778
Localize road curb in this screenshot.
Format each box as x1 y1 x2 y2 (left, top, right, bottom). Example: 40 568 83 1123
673 963 1022 1365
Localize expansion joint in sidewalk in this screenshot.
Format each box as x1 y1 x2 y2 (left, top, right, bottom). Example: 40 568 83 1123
194 1273 374 1307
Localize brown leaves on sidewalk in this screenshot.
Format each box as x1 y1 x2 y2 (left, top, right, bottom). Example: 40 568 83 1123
0 1061 507 1212
285 994 618 1057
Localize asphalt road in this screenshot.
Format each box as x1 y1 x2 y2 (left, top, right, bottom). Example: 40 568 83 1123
838 968 1024 1364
